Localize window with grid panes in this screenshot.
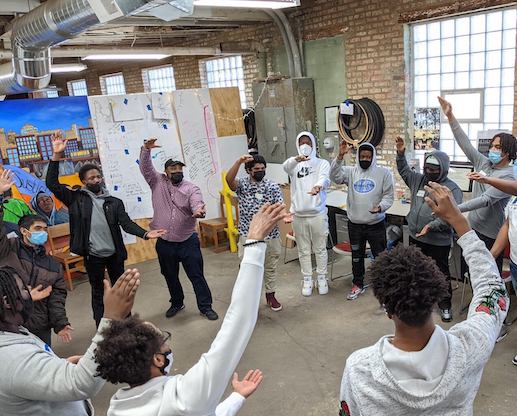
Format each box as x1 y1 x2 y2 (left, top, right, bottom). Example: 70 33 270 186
204 56 246 108
46 88 59 98
143 65 176 92
68 79 88 96
411 8 516 163
100 73 126 96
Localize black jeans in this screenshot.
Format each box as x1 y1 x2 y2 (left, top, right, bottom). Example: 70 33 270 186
155 234 213 313
348 220 387 287
460 230 503 279
410 237 452 309
85 254 125 327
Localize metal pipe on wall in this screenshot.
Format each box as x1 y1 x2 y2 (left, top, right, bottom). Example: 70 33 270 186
265 9 295 78
274 10 302 78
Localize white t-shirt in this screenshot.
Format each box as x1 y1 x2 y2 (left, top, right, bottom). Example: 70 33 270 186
504 196 517 264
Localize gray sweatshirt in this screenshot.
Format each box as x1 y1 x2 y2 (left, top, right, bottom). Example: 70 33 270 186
340 230 509 415
0 318 109 415
330 142 394 225
397 151 463 246
84 188 116 257
451 120 514 239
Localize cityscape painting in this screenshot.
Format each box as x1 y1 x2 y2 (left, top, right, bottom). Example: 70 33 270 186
0 96 99 178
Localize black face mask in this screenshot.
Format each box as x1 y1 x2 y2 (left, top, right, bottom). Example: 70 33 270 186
424 166 441 182
170 172 184 184
86 183 102 194
252 171 266 182
359 160 372 170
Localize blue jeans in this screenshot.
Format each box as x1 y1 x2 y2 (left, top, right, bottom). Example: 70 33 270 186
510 261 517 295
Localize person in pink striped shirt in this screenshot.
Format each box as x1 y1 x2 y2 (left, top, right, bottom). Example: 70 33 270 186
139 139 218 321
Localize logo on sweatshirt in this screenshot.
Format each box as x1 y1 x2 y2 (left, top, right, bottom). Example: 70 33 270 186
339 401 351 416
297 166 312 178
353 178 375 193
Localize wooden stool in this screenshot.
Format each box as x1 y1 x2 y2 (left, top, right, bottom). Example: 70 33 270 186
199 218 229 253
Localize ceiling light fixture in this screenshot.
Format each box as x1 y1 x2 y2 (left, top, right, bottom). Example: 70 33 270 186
193 0 300 9
50 63 87 73
82 54 170 61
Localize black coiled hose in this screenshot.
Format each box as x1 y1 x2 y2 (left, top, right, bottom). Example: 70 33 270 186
338 98 385 147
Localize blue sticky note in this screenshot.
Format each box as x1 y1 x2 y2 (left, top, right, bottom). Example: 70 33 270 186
123 98 128 105
147 104 152 111
137 197 142 202
114 185 119 191
163 124 168 130
121 125 125 132
135 159 140 165
124 149 129 155
159 92 163 95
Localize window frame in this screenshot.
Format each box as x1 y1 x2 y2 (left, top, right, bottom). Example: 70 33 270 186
67 79 88 97
100 73 126 96
202 55 246 108
142 64 176 93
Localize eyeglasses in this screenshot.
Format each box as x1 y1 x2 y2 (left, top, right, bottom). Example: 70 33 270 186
159 329 172 345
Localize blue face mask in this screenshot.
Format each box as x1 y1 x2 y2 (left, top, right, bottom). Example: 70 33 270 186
28 231 48 246
488 151 503 165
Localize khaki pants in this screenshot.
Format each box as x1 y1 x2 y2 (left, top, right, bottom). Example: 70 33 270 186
292 213 329 277
238 236 281 293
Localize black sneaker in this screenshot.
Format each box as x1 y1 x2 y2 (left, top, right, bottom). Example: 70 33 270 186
165 304 185 318
200 309 219 321
440 308 452 322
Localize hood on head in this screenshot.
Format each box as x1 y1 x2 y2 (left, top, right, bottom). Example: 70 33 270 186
296 131 317 158
30 192 54 217
356 142 377 169
424 151 450 182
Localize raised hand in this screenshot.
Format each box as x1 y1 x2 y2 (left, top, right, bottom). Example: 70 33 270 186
232 369 263 399
308 185 322 196
146 229 167 239
247 203 287 241
338 140 351 159
57 325 74 343
103 268 141 321
424 182 463 224
144 138 161 149
437 96 453 119
30 284 52 301
467 171 488 184
395 136 405 155
51 132 68 156
239 154 254 165
415 223 431 238
0 169 14 193
192 204 206 218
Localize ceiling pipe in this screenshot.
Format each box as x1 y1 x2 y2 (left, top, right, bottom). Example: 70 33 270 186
273 10 302 77
265 10 295 78
0 0 192 95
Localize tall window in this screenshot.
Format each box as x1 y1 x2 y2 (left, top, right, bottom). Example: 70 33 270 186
143 65 176 92
204 56 246 108
411 8 516 162
100 73 126 96
68 79 88 96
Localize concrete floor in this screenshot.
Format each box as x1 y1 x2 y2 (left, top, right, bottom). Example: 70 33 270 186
52 247 517 416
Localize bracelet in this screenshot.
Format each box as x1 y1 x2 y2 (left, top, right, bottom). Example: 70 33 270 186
242 240 266 247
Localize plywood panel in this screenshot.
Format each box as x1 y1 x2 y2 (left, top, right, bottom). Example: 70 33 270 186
125 218 158 265
209 87 246 138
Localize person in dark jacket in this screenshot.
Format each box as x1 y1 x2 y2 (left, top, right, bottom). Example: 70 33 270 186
0 171 71 346
395 136 463 322
46 136 166 326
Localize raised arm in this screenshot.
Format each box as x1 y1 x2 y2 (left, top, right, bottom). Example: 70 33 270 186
166 204 286 414
468 173 517 195
330 140 353 185
438 96 486 168
0 170 15 258
47 270 70 335
395 136 422 189
226 155 253 192
457 183 511 213
490 218 510 258
46 136 74 207
283 154 309 175
316 159 331 189
139 139 162 188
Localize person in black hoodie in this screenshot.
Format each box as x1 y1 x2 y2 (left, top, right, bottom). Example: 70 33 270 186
46 135 166 326
396 136 463 322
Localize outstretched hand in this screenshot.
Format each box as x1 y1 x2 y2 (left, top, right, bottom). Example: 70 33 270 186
247 203 288 241
103 268 140 321
57 325 74 343
30 284 52 301
467 171 488 184
415 223 431 238
146 229 167 239
192 204 206 218
232 369 263 399
295 155 310 163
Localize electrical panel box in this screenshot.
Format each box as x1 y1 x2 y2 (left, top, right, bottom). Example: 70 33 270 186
252 78 316 164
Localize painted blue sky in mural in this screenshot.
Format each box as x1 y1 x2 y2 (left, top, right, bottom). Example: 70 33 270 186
0 96 91 133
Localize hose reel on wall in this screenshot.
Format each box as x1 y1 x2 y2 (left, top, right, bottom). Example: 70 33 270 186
337 98 385 148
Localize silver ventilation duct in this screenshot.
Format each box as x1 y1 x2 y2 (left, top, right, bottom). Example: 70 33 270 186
0 0 193 95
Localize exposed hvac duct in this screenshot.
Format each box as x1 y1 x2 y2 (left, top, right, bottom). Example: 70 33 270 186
0 0 193 95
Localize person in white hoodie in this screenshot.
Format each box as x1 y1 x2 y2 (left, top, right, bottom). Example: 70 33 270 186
339 182 509 416
330 140 394 300
283 131 331 296
94 203 287 416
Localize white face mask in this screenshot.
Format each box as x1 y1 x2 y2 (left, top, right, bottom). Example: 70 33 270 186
299 144 312 157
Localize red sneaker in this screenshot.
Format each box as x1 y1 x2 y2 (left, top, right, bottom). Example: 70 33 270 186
266 292 283 311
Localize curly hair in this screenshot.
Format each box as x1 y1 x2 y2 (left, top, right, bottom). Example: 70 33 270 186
95 315 163 386
366 244 449 327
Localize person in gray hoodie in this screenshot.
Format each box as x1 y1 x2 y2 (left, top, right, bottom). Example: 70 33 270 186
0 265 141 416
340 182 508 416
395 136 463 322
330 141 394 300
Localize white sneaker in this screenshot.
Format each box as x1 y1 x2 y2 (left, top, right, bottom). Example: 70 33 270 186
302 276 313 296
317 275 328 295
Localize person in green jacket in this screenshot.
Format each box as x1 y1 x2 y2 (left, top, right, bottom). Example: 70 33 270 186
1 188 32 224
